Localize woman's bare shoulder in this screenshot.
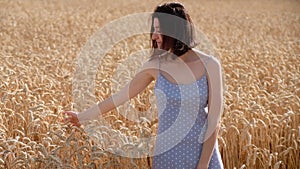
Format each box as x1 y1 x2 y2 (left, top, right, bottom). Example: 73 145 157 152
140 57 160 79
142 56 159 69
192 49 221 67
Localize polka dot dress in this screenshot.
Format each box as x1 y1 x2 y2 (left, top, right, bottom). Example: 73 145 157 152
152 56 224 169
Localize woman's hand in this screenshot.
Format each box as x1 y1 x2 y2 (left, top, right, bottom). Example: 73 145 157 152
63 111 81 127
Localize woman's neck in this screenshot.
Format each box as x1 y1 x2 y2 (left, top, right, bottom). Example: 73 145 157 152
177 49 199 63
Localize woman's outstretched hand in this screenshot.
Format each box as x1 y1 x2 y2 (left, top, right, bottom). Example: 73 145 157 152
63 111 81 127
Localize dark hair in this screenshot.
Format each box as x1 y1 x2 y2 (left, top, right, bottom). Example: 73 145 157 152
150 2 197 58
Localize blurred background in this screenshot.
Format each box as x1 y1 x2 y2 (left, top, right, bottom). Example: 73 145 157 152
0 0 299 168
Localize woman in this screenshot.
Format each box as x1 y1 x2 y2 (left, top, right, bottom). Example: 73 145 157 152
64 2 224 169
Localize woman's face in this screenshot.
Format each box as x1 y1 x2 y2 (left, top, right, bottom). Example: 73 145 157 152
152 17 163 49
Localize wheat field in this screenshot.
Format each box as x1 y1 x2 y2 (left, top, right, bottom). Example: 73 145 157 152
0 0 299 168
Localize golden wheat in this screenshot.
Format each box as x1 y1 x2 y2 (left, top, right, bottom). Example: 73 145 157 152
0 0 299 168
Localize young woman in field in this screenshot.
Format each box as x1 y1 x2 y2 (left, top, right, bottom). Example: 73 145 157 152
64 2 224 169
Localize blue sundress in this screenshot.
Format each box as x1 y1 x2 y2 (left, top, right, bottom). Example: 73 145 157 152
152 55 224 169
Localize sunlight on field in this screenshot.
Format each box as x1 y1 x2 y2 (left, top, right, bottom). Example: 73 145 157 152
0 0 299 168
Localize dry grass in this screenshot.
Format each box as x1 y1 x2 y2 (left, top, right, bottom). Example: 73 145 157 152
0 0 299 168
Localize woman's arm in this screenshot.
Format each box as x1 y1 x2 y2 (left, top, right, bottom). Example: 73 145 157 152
197 56 224 169
64 60 156 126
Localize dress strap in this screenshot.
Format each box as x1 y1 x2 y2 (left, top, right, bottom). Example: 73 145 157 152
158 52 168 72
204 55 212 66
158 54 161 71
203 55 212 72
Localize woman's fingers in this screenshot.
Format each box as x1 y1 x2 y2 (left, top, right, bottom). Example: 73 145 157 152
63 111 75 117
62 111 81 127
62 111 72 122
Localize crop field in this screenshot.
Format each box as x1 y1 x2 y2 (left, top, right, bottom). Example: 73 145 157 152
0 0 299 168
